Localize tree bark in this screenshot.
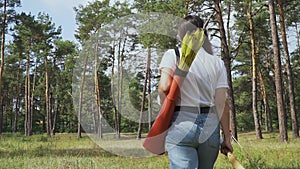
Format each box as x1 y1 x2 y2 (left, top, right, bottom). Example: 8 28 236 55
295 24 300 59
117 37 127 139
147 48 152 131
51 99 59 136
94 40 103 139
268 0 288 142
277 0 299 138
0 0 7 134
78 55 89 139
29 62 37 136
214 0 238 140
259 70 272 132
25 51 31 136
13 60 22 132
137 48 151 139
247 1 263 139
45 56 52 136
110 48 118 138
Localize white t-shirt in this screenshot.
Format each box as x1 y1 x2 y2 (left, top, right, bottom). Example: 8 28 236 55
159 47 228 107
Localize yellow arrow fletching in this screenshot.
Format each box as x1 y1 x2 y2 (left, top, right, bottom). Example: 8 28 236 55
178 28 206 71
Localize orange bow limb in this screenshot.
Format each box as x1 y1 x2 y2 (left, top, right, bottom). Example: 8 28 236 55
143 75 185 155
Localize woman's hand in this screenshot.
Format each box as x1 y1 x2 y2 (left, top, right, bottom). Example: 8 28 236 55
221 138 233 155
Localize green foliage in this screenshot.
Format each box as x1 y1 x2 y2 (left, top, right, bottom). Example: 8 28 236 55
133 0 186 49
74 0 131 42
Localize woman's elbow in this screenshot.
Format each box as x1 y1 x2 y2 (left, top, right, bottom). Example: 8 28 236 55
158 81 171 94
158 68 172 94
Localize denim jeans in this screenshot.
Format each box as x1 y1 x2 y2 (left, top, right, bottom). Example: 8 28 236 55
166 108 220 169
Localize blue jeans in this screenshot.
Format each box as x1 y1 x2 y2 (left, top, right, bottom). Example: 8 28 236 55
166 108 220 169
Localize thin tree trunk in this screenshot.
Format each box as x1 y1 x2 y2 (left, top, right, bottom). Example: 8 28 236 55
268 0 288 142
78 55 89 139
93 111 98 134
45 56 52 136
137 70 147 139
259 70 271 132
214 0 238 140
116 38 127 139
248 1 263 139
110 49 118 138
13 60 22 132
94 40 103 139
25 51 31 136
137 48 151 139
147 48 152 131
51 99 59 135
295 22 300 49
117 48 121 139
0 0 7 134
29 62 37 136
278 0 299 138
117 57 123 139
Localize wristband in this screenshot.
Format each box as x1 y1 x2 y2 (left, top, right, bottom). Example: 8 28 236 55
174 66 188 77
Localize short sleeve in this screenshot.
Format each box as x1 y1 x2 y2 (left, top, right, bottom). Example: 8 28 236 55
159 49 177 70
216 61 229 89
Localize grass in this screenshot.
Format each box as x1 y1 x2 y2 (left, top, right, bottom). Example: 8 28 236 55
0 132 299 169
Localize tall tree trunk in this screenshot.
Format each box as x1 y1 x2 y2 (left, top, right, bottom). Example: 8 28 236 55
110 48 118 138
78 55 89 139
295 24 300 58
94 40 103 139
93 111 98 134
25 51 31 136
147 48 152 131
51 99 59 136
117 37 127 139
268 0 288 142
45 56 52 136
117 58 123 139
28 62 37 136
137 48 151 139
248 1 263 139
0 0 7 134
214 0 238 140
116 38 126 139
278 0 299 138
259 70 271 132
13 60 22 132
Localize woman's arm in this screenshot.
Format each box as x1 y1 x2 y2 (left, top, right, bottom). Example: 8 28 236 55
158 68 173 105
215 88 233 155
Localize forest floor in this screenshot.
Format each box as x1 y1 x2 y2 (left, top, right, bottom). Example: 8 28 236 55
0 131 300 169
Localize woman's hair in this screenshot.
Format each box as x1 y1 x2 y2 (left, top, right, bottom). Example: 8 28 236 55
178 15 205 40
177 15 213 55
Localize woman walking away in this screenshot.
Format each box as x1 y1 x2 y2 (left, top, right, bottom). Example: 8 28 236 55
158 15 233 169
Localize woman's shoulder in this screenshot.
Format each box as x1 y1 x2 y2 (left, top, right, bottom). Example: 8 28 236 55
162 49 177 61
200 49 225 67
159 49 177 69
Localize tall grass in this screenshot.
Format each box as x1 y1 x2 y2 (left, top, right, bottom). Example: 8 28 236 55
0 132 299 169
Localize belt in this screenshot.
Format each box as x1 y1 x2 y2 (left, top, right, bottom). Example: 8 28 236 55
174 106 210 114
